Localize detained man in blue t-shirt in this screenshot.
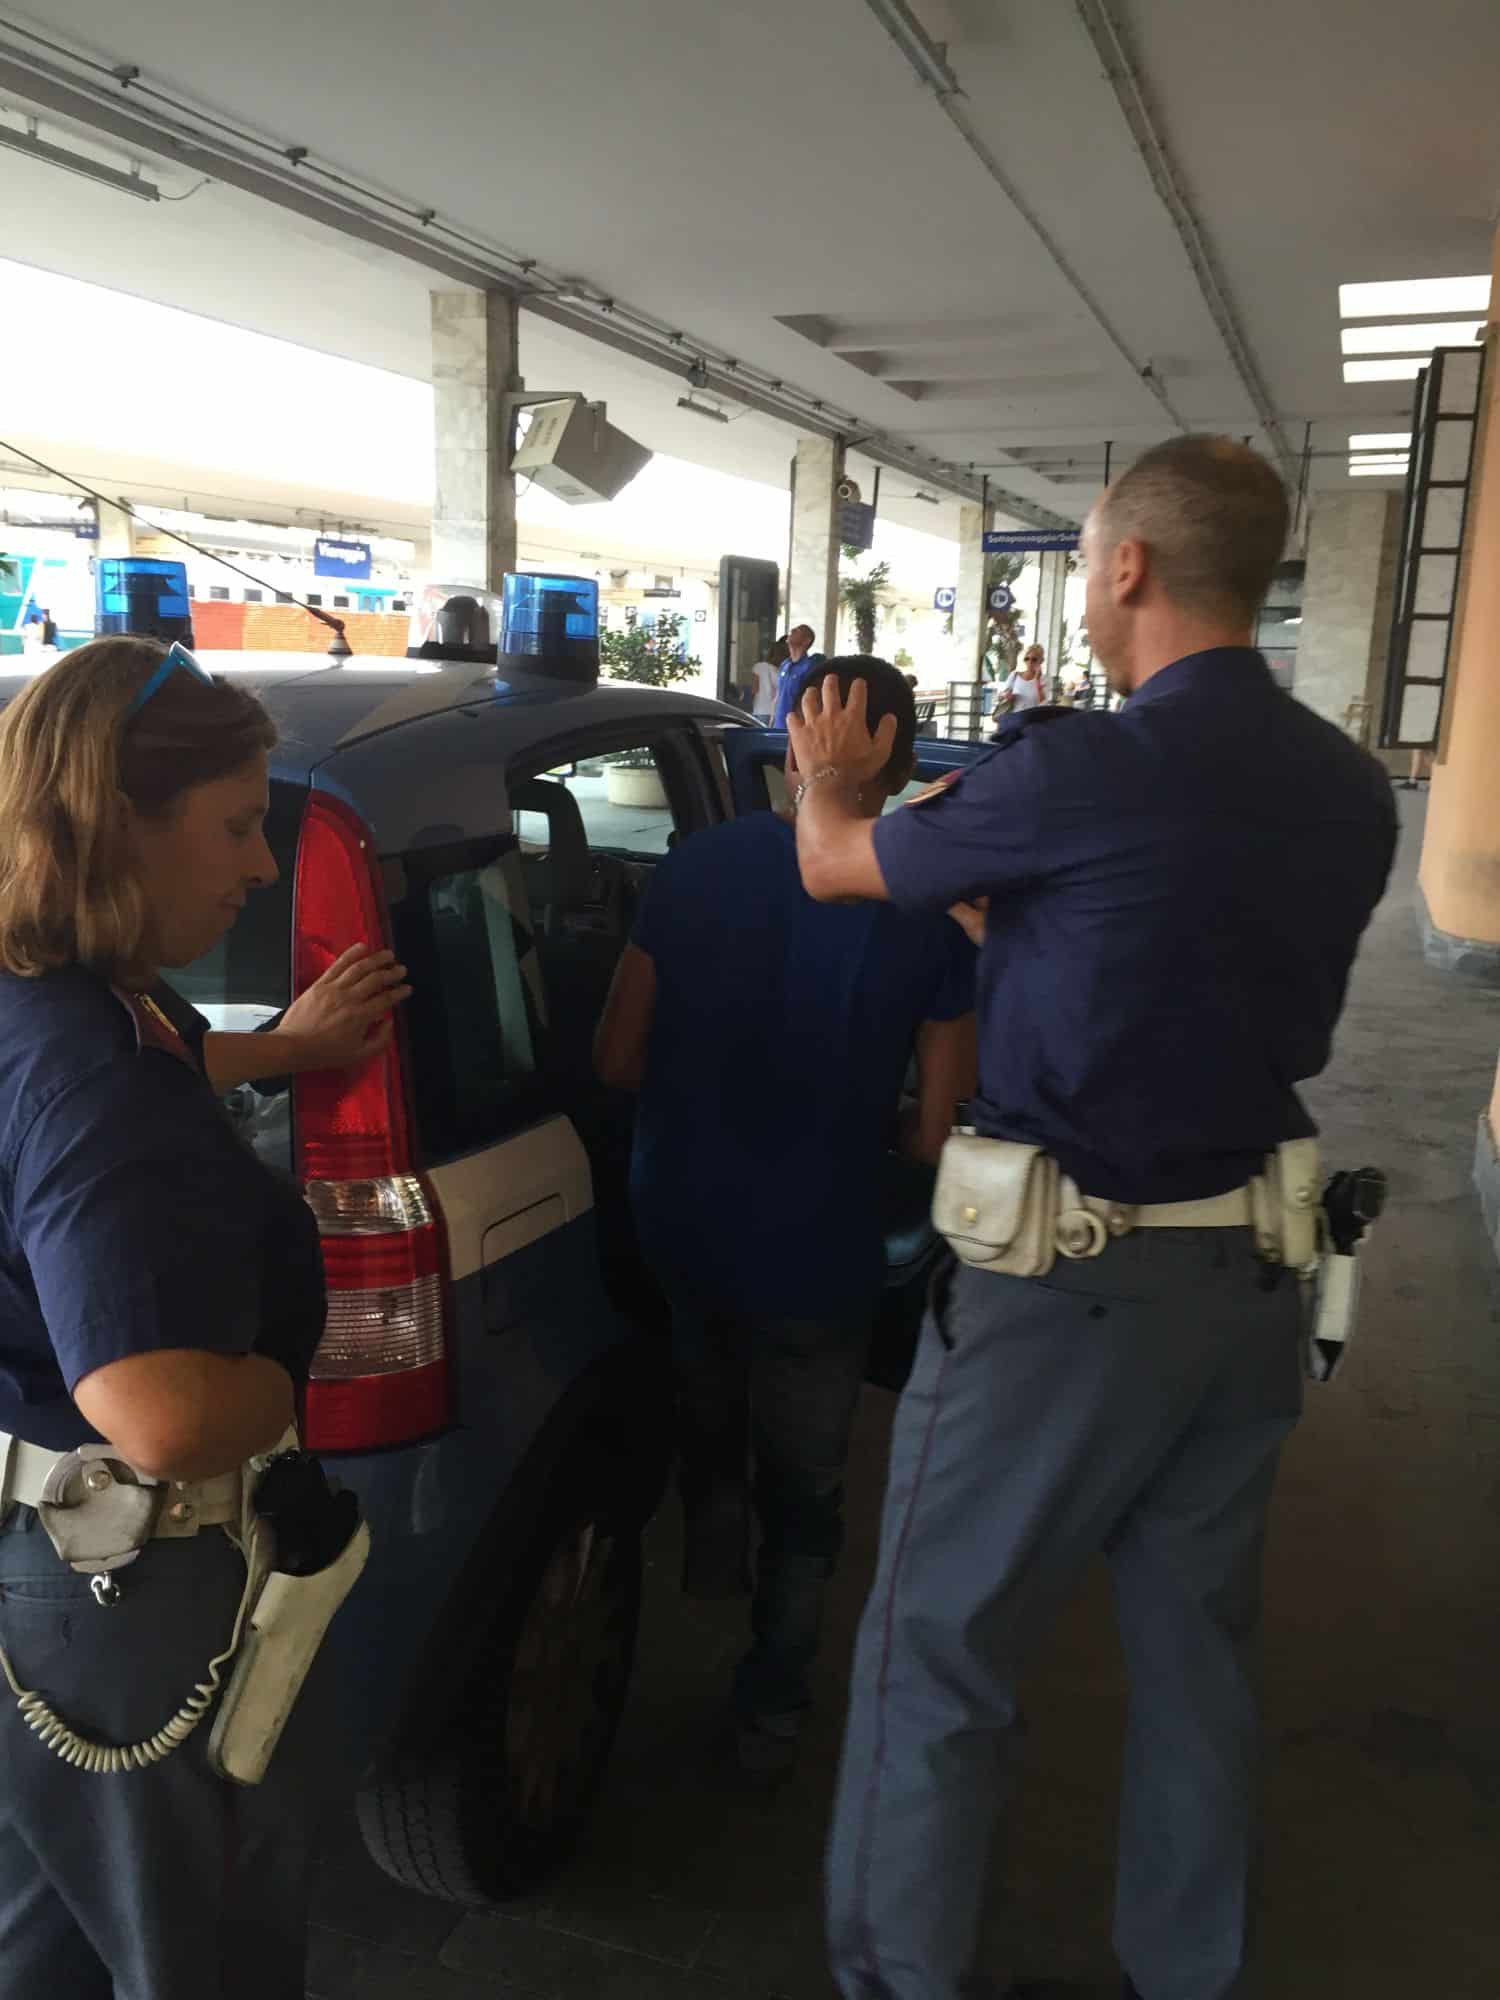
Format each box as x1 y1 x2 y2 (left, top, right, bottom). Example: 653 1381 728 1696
595 658 976 1771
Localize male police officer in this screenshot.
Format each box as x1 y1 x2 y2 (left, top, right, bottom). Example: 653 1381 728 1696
788 438 1397 2000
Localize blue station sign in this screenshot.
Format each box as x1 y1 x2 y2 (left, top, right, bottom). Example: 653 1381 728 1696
314 536 374 581
982 529 1080 554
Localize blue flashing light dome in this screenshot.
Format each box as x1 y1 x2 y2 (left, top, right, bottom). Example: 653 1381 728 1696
498 572 599 682
95 559 194 646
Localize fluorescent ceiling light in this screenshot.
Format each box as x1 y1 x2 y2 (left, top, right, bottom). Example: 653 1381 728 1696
1348 461 1409 476
1349 456 1410 470
1348 432 1411 450
1339 275 1489 319
0 123 160 202
676 394 729 425
1341 320 1483 356
1344 358 1426 383
912 490 940 505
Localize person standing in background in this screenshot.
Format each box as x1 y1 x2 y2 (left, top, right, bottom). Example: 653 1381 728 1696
751 637 788 723
995 643 1046 719
772 625 823 727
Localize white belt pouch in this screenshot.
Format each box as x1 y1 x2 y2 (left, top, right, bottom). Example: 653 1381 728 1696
932 1135 1061 1276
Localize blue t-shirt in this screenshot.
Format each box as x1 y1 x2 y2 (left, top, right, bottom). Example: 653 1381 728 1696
872 648 1397 1202
0 965 325 1451
629 812 975 1316
771 652 824 728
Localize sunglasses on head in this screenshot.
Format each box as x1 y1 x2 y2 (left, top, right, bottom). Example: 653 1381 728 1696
126 642 216 718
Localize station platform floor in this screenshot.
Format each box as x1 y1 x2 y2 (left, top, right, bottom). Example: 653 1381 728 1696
306 791 1500 2000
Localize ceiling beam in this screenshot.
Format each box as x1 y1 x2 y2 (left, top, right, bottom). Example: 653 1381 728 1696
1072 0 1297 480
860 0 1191 434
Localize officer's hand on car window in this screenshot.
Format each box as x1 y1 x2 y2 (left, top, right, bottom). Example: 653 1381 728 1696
278 945 412 1071
788 674 897 786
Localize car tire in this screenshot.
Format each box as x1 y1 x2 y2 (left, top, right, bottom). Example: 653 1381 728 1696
356 1480 644 1906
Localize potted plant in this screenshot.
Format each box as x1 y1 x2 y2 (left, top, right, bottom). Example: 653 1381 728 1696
599 613 700 807
838 558 892 656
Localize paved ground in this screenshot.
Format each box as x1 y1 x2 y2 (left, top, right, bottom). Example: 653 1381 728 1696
307 791 1500 1999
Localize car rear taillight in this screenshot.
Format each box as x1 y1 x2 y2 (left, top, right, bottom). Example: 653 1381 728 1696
292 791 450 1452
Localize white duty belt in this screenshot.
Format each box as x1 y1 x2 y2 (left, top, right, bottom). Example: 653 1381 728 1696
0 1434 242 1540
1058 1183 1257 1256
933 1135 1322 1277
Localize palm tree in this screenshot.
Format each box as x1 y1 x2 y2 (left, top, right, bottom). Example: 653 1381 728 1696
839 560 892 656
984 551 1029 675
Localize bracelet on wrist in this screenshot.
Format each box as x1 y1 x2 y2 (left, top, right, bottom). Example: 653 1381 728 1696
792 764 850 812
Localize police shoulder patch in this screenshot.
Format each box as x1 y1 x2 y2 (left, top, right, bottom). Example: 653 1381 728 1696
900 770 962 809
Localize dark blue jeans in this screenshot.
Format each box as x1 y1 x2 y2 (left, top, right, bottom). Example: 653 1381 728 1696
671 1302 872 1726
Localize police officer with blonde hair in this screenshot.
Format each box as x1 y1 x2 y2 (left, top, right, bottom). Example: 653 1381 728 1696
0 637 406 1998
789 438 1397 2000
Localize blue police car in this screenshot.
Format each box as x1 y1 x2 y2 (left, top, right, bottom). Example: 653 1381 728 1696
0 582 979 1907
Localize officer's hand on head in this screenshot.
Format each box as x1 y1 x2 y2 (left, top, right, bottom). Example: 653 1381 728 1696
788 674 897 786
278 944 412 1072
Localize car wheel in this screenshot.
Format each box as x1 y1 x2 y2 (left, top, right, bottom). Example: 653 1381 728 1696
356 1483 643 1906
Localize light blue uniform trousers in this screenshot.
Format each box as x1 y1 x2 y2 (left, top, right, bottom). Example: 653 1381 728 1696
827 1233 1303 2000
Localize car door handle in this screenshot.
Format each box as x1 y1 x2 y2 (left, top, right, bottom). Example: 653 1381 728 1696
483 1194 566 1266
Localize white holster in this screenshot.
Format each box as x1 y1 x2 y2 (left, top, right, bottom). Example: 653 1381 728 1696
207 1497 370 1787
1300 1218 1364 1384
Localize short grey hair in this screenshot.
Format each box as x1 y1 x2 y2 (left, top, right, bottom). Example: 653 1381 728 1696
1093 436 1289 620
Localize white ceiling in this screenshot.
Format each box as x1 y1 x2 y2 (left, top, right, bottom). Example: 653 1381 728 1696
2 0 1496 524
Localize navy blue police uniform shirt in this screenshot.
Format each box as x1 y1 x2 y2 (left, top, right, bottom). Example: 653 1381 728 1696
630 811 975 1318
0 965 326 1452
872 648 1397 1203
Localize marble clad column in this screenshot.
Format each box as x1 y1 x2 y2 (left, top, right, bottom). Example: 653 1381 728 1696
430 290 521 589
788 436 842 658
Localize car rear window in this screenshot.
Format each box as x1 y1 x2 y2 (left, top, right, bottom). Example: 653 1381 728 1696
391 845 549 1163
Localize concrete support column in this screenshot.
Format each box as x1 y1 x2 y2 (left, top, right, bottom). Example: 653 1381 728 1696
1035 549 1068 693
430 290 521 590
94 500 136 559
953 500 993 679
1420 225 1500 977
1296 490 1403 732
788 436 843 658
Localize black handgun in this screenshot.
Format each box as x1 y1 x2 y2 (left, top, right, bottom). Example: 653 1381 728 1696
254 1452 361 1577
1321 1167 1387 1255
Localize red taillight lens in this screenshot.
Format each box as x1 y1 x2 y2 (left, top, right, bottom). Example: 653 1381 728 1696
302 1174 452 1453
292 790 413 1182
292 793 450 1452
